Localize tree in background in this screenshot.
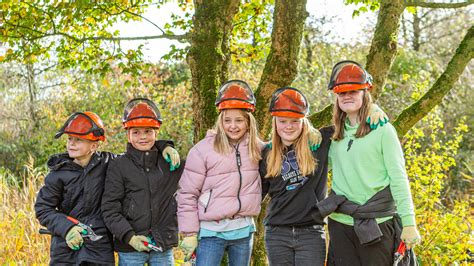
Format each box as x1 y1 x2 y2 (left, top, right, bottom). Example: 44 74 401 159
1 0 473 264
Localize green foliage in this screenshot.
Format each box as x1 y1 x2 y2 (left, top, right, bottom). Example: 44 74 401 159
230 0 273 64
1 1 161 76
0 60 194 175
344 0 380 17
404 112 472 264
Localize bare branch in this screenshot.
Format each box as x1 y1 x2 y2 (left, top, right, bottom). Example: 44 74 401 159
39 82 66 90
404 1 472 9
112 4 167 35
6 32 189 42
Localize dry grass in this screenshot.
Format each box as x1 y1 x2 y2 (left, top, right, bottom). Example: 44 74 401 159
0 157 49 264
0 157 187 265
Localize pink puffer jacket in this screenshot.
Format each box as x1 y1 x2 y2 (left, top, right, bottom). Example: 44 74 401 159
177 131 262 233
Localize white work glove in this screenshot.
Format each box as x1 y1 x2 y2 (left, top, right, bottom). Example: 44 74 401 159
65 226 85 250
401 225 421 249
162 146 180 171
308 127 322 151
179 234 198 261
367 103 389 129
128 235 151 252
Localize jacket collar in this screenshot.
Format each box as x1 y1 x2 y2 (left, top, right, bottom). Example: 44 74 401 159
47 152 102 171
126 142 160 169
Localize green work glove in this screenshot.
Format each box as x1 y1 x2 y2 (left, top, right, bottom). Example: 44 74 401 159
129 235 151 252
179 234 198 261
401 225 421 249
366 103 389 129
308 127 322 151
163 146 180 171
265 142 272 149
65 226 86 250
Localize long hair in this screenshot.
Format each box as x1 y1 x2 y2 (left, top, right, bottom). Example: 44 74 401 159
213 109 262 163
332 89 372 141
265 117 316 178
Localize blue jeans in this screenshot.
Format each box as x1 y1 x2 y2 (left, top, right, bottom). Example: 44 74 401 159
265 225 326 266
196 235 253 266
118 249 174 266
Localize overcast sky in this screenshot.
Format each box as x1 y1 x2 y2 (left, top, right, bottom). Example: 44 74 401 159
113 0 376 62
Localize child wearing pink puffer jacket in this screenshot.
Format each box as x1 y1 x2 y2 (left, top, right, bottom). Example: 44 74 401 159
177 80 263 266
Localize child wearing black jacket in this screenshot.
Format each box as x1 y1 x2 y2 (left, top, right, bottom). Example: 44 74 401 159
101 98 184 265
35 111 115 265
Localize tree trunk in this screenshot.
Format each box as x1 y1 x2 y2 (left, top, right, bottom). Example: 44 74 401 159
254 0 308 138
187 0 240 142
393 25 473 137
412 8 421 51
309 104 333 129
365 0 405 99
252 1 308 264
310 0 405 127
26 62 38 129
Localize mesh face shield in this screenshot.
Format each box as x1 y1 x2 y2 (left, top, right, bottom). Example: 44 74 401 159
215 80 256 112
328 60 373 93
269 87 309 118
122 98 162 129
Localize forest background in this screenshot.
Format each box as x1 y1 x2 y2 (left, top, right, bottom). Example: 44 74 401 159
0 0 472 264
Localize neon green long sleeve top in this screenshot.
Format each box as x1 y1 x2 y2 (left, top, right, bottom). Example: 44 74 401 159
329 121 416 227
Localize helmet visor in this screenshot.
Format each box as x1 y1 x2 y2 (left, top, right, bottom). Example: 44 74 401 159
215 80 255 107
55 112 104 139
328 61 372 90
269 87 309 117
123 98 162 124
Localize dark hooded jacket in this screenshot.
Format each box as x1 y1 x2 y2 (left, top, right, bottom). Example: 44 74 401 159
259 126 333 226
35 151 115 265
101 141 184 252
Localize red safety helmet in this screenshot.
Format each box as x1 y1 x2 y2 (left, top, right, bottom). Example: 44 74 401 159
122 98 162 129
328 60 373 93
269 87 309 118
55 111 106 141
215 80 256 112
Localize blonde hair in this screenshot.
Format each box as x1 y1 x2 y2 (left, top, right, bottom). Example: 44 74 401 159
332 89 372 141
265 117 316 178
213 109 262 163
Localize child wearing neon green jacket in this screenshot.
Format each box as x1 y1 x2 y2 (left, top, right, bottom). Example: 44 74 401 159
326 60 420 265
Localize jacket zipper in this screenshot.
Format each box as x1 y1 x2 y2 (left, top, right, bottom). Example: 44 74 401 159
204 189 213 213
234 143 242 217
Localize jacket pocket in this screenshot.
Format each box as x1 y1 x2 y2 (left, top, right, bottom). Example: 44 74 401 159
198 189 213 213
123 197 135 220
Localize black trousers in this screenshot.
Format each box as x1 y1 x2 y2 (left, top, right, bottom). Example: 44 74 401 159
265 225 326 266
327 218 396 266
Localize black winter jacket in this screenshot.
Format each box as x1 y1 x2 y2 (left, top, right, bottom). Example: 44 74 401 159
101 141 184 252
259 126 333 227
35 152 115 265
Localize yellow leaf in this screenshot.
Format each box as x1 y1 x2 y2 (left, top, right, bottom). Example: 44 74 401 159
102 79 110 87
84 17 95 24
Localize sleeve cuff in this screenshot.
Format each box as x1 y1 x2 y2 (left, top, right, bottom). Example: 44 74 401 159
123 230 135 244
400 215 416 227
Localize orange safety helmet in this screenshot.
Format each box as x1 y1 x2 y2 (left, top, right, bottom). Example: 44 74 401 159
55 111 106 141
215 80 256 112
328 60 373 93
122 98 162 129
269 87 309 118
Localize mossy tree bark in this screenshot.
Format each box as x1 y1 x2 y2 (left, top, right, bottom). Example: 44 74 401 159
254 0 309 138
365 0 405 99
187 0 240 142
393 25 473 137
309 0 405 128
252 0 308 264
